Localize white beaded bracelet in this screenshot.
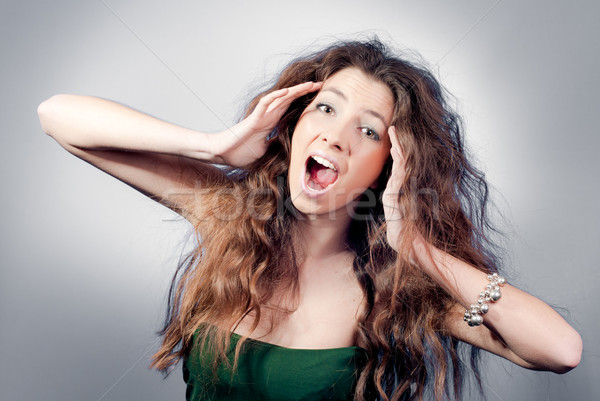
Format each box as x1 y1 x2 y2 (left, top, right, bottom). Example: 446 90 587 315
463 273 506 327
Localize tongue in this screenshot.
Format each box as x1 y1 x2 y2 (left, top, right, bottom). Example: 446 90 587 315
310 164 338 189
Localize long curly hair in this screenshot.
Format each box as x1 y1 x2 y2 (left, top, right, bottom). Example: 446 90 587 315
150 38 503 401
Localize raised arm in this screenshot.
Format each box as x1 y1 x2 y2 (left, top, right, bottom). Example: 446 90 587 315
37 82 321 220
383 127 582 373
416 243 582 373
38 94 225 221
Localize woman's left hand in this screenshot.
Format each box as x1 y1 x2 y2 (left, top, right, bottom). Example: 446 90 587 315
382 126 407 252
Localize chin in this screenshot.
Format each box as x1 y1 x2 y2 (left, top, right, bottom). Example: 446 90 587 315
289 190 355 222
288 191 322 216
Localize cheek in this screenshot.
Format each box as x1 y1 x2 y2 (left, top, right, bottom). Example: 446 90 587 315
290 121 317 160
288 132 309 184
289 134 304 166
366 147 390 171
290 119 307 148
361 150 390 186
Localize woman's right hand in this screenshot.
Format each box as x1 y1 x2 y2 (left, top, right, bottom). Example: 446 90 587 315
208 81 322 167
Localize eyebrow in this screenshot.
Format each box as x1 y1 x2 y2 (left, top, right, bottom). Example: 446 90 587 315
321 87 389 126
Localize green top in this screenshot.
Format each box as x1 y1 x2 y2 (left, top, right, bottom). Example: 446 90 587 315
183 331 368 401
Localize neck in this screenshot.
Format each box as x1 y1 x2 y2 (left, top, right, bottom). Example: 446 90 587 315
294 211 353 260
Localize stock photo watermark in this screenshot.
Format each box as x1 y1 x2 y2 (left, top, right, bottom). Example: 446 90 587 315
168 175 440 223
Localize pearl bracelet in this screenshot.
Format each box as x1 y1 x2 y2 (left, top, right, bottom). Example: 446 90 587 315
463 273 506 327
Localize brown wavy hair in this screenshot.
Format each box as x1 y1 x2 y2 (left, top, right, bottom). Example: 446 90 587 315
150 39 503 401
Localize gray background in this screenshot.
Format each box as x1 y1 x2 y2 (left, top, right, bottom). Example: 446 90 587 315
1 1 598 400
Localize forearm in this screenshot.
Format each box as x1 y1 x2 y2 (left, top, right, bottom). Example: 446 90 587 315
413 237 582 372
37 94 216 161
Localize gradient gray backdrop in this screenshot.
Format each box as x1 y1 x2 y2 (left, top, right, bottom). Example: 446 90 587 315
1 1 598 400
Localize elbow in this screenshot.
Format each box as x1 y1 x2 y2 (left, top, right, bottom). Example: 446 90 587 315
37 94 69 138
520 327 583 374
550 329 583 374
561 333 583 373
37 95 57 137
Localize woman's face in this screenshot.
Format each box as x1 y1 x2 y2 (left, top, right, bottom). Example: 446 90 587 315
289 67 395 217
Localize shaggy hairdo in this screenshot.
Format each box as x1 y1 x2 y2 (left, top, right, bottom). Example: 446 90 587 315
150 39 503 401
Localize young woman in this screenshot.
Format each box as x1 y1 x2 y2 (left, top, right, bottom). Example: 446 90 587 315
38 40 581 401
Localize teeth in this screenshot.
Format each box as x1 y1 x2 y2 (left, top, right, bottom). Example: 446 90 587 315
311 155 337 171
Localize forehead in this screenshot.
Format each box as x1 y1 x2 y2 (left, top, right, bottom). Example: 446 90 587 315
321 67 395 122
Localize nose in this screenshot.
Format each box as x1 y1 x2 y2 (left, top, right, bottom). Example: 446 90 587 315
321 120 350 152
321 135 343 151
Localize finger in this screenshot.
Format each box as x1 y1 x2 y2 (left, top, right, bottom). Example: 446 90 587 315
388 160 406 194
264 87 292 103
261 81 321 106
389 127 407 169
391 147 403 164
388 126 404 157
267 81 322 112
383 169 404 211
266 82 318 104
386 170 403 193
289 80 323 95
382 189 402 221
253 88 290 115
383 128 406 224
387 154 407 197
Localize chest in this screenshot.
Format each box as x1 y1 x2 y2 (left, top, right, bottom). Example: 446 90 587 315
184 330 366 401
233 257 365 349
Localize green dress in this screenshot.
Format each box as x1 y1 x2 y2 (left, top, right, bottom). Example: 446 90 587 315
183 331 368 401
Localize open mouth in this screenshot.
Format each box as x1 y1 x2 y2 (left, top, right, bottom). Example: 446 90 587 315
303 155 339 194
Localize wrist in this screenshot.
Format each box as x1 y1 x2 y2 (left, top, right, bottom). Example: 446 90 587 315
179 129 219 162
410 232 429 264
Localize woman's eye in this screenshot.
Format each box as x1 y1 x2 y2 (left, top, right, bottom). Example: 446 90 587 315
317 103 333 114
361 127 380 140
